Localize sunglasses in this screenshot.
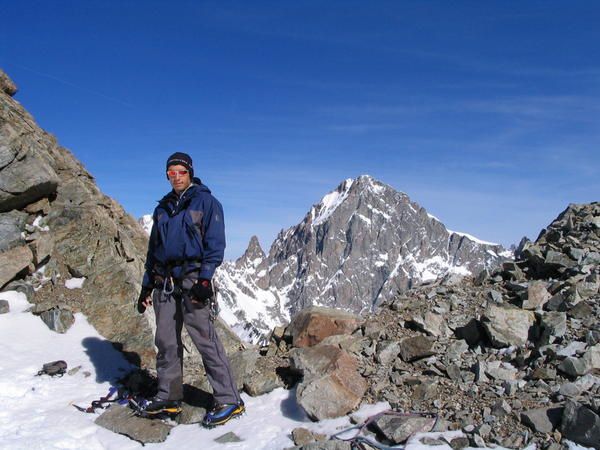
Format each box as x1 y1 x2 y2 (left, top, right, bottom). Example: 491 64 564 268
167 170 189 177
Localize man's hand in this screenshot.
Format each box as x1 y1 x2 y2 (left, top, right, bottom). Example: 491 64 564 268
190 279 213 307
137 287 153 314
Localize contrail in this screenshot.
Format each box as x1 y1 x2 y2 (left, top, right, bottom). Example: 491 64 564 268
4 61 135 108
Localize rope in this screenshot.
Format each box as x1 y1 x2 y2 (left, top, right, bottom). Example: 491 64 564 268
330 409 438 450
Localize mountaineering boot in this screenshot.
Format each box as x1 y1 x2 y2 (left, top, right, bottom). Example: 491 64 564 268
202 400 245 428
138 396 182 417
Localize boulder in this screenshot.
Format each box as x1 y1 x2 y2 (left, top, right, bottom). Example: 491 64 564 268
560 400 600 449
95 405 173 444
520 407 562 433
398 335 436 362
291 344 367 420
244 370 285 396
372 414 436 445
229 349 259 390
538 311 567 345
0 245 33 288
36 306 75 333
0 299 8 314
481 305 535 348
286 306 362 348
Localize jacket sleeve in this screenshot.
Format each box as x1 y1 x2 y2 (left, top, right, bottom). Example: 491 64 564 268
142 212 158 288
198 195 226 279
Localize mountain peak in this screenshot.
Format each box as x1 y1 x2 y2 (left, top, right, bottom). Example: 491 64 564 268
236 235 266 268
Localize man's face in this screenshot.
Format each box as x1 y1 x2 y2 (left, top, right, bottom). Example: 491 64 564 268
167 164 192 194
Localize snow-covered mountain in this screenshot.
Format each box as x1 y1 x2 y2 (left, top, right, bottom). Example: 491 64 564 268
140 175 508 343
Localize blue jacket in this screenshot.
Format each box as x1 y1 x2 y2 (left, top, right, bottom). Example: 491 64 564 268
142 178 225 287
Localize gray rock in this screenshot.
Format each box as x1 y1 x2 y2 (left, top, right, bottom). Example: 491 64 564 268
214 432 243 443
545 250 576 270
244 370 284 396
491 399 512 417
37 307 75 333
0 299 8 314
398 335 436 362
177 403 206 425
446 339 469 361
557 341 588 357
520 407 562 433
229 349 259 390
409 311 447 337
558 356 587 377
485 361 518 381
1 279 34 300
560 400 600 449
559 382 581 397
539 311 567 345
95 405 173 444
375 340 400 365
0 211 28 252
372 414 436 445
481 305 535 348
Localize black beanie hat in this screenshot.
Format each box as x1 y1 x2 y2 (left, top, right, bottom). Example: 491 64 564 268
166 152 193 178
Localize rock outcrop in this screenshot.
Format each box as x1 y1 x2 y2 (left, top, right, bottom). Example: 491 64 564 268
0 69 154 365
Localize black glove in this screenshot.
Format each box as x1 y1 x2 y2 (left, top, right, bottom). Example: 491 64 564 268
190 279 213 306
137 286 153 314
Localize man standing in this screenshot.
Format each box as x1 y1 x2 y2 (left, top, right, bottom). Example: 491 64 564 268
137 152 244 427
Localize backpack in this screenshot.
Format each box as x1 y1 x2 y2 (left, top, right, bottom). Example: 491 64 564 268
37 360 67 377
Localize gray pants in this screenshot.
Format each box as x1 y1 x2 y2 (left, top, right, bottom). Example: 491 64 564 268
152 286 240 405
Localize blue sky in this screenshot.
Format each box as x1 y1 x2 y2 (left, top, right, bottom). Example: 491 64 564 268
2 1 599 259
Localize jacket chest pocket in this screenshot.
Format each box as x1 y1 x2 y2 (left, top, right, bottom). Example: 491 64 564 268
184 210 204 248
